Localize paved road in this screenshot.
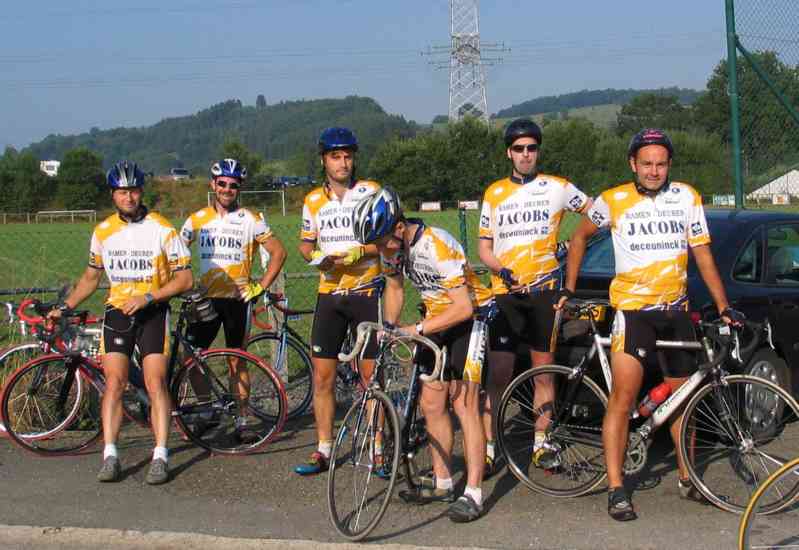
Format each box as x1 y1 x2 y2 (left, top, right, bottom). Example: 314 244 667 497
0 417 743 549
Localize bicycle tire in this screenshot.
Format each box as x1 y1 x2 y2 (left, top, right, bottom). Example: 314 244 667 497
0 343 42 383
0 354 102 456
497 364 608 498
680 374 799 514
328 389 400 541
738 455 799 550
246 331 313 419
171 348 287 455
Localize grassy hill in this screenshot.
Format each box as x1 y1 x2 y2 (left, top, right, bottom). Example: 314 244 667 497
24 96 419 176
492 104 622 130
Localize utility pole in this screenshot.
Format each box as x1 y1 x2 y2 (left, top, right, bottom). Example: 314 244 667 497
424 0 507 123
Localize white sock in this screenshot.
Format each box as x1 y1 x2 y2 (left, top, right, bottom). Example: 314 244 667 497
464 485 483 506
486 440 495 460
436 476 453 490
103 444 118 460
318 440 333 458
534 431 546 451
153 446 168 463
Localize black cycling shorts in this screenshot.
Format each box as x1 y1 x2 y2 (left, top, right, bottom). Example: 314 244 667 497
310 293 379 359
416 319 487 384
101 304 169 359
610 309 697 378
490 290 559 353
186 298 251 349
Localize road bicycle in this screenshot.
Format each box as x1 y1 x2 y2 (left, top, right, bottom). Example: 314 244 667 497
327 321 442 541
497 298 799 513
738 454 799 549
246 292 368 419
0 289 287 456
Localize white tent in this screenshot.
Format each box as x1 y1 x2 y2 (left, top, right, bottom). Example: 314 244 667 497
747 169 799 199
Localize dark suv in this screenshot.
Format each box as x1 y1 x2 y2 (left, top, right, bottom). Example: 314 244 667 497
569 209 799 396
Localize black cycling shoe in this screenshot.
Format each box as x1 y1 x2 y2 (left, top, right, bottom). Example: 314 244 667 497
607 487 637 522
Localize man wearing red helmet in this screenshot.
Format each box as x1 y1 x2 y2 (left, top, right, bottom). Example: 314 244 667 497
560 128 743 521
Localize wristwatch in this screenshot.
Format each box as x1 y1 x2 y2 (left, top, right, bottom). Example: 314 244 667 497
415 322 424 335
144 293 155 305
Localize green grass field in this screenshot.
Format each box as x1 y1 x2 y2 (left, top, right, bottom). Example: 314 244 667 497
0 209 580 350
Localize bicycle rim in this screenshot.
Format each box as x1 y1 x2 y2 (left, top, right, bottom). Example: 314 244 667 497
246 332 313 419
328 389 400 541
497 365 608 497
171 349 287 455
1 355 102 456
681 375 799 514
739 456 799 550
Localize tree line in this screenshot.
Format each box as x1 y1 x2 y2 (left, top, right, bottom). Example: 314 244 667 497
3 51 798 213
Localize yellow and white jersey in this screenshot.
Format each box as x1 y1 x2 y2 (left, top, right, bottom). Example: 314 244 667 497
180 206 273 299
382 222 493 318
479 174 589 294
301 181 382 294
587 181 711 311
89 211 191 309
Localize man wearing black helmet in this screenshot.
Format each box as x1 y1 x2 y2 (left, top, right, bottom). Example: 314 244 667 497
295 127 383 475
49 161 193 485
559 128 743 521
478 119 591 477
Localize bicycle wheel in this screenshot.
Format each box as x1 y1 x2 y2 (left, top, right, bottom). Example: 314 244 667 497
328 389 400 541
246 332 313 419
681 374 799 514
497 364 608 497
1 355 102 455
738 456 799 550
171 348 287 455
0 343 42 383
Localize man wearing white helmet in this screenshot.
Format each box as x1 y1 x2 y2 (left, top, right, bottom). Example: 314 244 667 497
180 158 287 442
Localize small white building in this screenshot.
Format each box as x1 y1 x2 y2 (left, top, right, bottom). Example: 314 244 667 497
40 160 60 177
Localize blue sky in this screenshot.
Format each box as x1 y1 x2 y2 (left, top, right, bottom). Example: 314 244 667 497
0 1 728 149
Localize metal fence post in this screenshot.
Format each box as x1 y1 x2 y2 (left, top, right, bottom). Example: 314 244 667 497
458 207 469 256
725 0 745 209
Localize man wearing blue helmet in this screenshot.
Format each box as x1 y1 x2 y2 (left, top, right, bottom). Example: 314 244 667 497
50 160 193 485
180 158 287 442
351 187 495 523
294 127 383 475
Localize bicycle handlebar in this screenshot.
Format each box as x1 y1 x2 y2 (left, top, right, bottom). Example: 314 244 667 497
264 292 314 316
338 321 444 383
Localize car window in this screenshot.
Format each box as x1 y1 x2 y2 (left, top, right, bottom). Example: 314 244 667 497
582 232 614 273
766 224 799 285
732 232 763 283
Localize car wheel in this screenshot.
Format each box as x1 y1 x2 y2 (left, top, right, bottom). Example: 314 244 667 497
743 349 792 439
745 348 791 394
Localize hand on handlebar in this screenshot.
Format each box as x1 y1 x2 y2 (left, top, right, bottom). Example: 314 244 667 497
553 288 575 311
240 281 264 302
720 306 745 328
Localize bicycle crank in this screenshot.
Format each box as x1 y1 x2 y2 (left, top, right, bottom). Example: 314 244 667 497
623 432 649 475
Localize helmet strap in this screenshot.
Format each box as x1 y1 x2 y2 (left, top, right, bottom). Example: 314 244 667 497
118 204 148 223
510 171 538 184
633 175 671 197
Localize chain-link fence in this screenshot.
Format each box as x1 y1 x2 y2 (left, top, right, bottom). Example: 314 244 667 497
731 0 799 206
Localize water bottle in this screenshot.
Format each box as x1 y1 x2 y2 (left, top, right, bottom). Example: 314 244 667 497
637 382 672 418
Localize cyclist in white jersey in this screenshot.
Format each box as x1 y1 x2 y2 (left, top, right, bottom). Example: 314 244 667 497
180 159 286 441
295 127 383 475
560 129 743 521
352 187 494 523
50 161 192 485
478 119 591 476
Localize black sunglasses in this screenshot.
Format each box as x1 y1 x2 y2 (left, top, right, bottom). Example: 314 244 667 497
510 144 539 153
215 180 240 190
